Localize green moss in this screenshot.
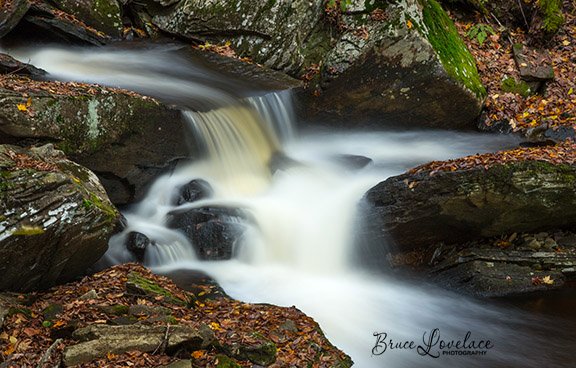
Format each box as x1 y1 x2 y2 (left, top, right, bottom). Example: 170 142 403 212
216 354 241 368
501 76 532 97
537 0 564 33
420 0 486 99
103 304 129 316
11 225 45 236
126 272 187 306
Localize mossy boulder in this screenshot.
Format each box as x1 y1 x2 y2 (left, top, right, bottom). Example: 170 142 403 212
50 0 124 38
0 144 120 292
362 160 576 251
149 0 484 129
305 0 485 129
0 77 190 205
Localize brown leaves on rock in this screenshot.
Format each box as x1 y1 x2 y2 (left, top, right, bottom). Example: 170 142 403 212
409 140 576 175
0 75 157 102
0 264 350 368
5 149 59 172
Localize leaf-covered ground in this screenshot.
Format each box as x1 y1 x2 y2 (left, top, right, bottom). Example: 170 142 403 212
0 264 351 368
452 0 576 135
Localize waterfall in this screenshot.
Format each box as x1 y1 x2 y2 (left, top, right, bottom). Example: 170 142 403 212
15 45 575 368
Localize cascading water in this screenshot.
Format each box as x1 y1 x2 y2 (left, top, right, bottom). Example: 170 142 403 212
12 45 576 368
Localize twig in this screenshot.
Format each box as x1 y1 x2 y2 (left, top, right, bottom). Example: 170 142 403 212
152 324 170 355
516 0 530 30
489 12 514 45
36 338 62 368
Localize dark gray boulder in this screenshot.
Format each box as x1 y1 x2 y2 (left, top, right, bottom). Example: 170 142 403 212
126 231 154 262
167 207 248 260
0 144 120 291
363 161 576 251
173 179 213 205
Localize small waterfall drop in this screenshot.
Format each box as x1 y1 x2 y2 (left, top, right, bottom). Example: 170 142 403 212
14 45 576 368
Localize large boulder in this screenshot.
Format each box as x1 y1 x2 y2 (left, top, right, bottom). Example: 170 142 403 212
0 76 190 205
0 144 120 291
149 0 485 129
362 160 576 251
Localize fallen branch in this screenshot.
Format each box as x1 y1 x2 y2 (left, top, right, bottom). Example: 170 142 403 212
152 324 170 355
36 338 62 368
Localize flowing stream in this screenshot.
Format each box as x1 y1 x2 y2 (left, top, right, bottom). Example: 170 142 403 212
11 45 576 367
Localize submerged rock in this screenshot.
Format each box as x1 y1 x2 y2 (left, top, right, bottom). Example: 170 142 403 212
173 179 213 205
126 231 155 262
149 0 485 129
0 76 190 205
167 207 248 260
0 144 120 291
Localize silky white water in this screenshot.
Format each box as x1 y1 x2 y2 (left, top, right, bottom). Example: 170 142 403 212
12 45 575 367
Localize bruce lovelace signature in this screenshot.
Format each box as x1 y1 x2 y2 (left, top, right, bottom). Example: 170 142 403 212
372 328 494 358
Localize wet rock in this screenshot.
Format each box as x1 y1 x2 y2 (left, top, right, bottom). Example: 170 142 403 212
149 0 485 130
0 0 30 38
51 0 123 38
363 161 576 251
174 179 212 205
0 53 47 78
63 324 215 366
167 207 248 261
513 44 554 82
332 154 373 170
126 231 154 262
22 2 110 45
0 144 120 291
0 77 190 205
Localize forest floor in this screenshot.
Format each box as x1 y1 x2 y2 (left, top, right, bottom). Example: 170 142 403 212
451 0 576 135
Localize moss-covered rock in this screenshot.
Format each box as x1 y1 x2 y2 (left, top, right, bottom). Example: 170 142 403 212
126 271 188 306
0 144 120 292
150 0 484 129
363 160 576 251
0 77 190 205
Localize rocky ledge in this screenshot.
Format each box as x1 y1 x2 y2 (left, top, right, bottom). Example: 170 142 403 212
361 141 576 297
0 264 352 368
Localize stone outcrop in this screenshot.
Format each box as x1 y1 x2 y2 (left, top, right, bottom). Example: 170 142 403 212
146 0 486 129
0 77 190 205
363 160 576 251
0 144 120 291
0 0 30 38
63 324 215 366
